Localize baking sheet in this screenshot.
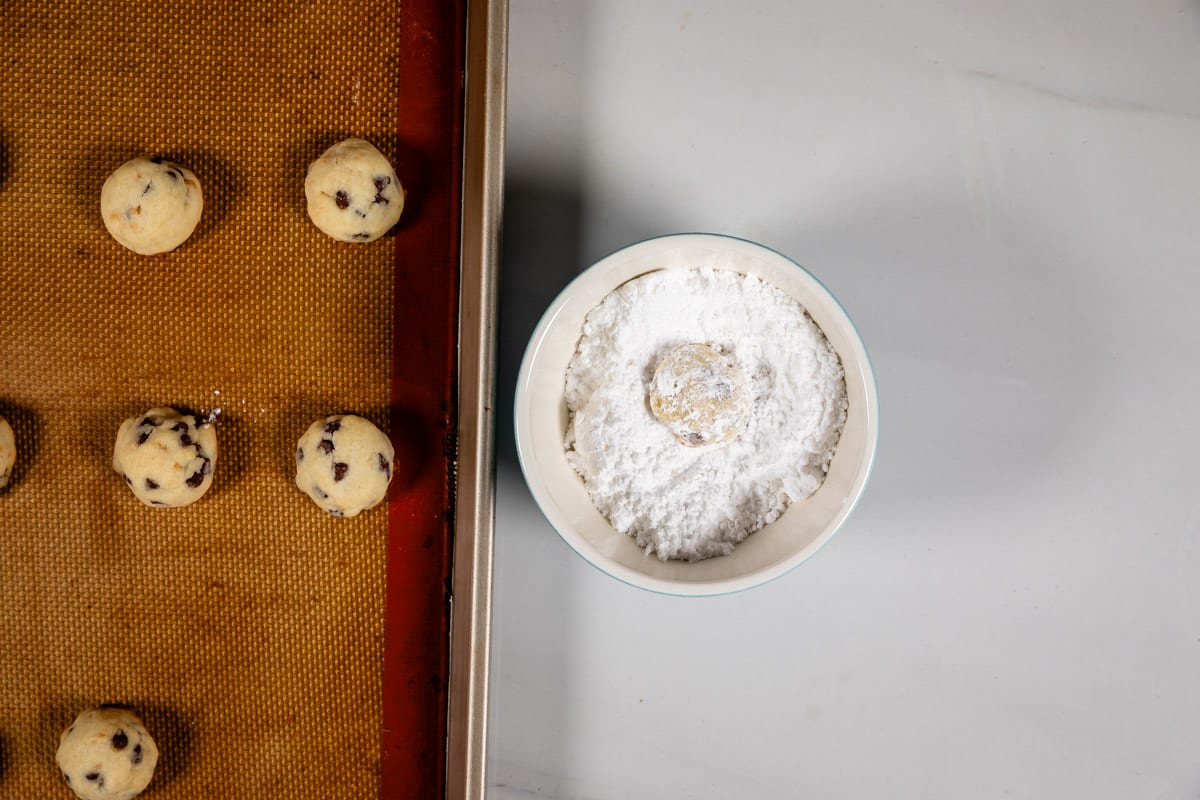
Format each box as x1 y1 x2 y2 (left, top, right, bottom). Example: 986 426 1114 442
0 0 481 796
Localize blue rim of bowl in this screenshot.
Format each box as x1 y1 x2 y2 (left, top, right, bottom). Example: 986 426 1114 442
513 232 879 597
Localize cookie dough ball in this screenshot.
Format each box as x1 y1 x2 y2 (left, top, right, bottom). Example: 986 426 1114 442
649 343 752 447
56 706 159 800
295 414 394 517
0 415 14 489
112 407 217 507
304 138 404 242
100 157 203 255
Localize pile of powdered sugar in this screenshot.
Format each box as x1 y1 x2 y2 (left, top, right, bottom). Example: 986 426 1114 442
563 267 847 562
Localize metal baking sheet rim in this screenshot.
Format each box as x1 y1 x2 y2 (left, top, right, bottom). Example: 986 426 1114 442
446 0 506 797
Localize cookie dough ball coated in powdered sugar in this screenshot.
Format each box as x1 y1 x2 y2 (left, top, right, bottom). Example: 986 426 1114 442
100 157 203 255
295 414 394 517
0 415 14 489
649 343 752 447
304 138 405 242
56 706 159 800
112 407 217 507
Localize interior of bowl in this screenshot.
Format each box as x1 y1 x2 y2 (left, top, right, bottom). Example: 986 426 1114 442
515 233 878 595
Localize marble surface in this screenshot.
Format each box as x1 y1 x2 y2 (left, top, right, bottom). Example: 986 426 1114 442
488 1 1200 797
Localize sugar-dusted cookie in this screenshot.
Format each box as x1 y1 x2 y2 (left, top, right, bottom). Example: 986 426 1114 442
649 343 751 447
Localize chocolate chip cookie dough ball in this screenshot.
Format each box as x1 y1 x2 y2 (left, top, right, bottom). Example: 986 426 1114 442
0 415 14 489
112 407 217 507
100 157 204 255
295 414 394 517
304 138 404 242
56 706 159 800
649 343 752 447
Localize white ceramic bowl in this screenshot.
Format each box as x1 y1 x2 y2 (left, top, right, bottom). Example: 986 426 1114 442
514 233 879 595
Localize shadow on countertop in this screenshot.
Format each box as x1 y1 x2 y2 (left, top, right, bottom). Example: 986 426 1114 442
494 176 585 468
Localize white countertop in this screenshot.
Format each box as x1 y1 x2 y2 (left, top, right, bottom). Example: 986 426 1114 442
488 2 1200 797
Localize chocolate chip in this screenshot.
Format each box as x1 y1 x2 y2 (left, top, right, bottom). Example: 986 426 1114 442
171 422 188 433
313 486 327 500
352 232 371 240
150 156 164 164
123 474 132 485
373 192 388 205
329 508 345 518
355 209 367 218
333 462 349 482
145 478 159 490
180 433 193 447
323 420 341 434
63 771 71 785
111 730 128 750
142 182 153 195
185 459 209 487
377 452 391 477
85 771 101 782
137 430 151 445
373 175 391 192
131 743 143 765
682 432 705 446
167 168 180 181
296 447 304 462
317 439 334 455
151 500 167 506
335 190 349 209
140 416 159 427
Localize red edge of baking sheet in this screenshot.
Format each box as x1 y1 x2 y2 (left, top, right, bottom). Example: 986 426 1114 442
381 0 466 796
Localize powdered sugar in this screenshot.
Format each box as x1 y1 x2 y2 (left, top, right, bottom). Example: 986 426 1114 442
563 267 847 561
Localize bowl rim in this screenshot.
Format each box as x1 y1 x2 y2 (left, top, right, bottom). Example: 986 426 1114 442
513 232 879 596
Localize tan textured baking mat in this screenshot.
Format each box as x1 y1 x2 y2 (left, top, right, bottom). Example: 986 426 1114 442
0 1 404 796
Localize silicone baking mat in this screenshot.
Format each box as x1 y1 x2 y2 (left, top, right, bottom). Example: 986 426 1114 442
0 0 463 796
